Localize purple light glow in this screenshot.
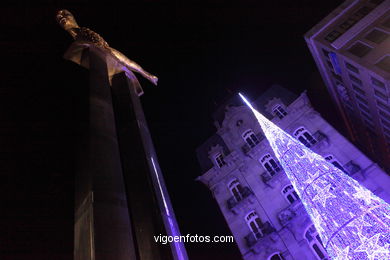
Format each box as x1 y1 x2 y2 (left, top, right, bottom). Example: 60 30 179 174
150 157 187 260
239 93 390 260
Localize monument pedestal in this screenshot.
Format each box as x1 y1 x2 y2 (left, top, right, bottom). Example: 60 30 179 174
70 45 187 260
74 47 139 260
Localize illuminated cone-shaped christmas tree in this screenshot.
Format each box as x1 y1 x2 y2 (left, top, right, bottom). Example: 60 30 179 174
239 93 390 260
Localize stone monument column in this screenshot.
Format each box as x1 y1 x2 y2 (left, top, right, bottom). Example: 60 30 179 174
73 46 187 260
74 47 138 260
111 72 188 260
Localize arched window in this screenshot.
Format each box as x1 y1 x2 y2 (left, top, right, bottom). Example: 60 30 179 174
245 211 263 239
273 105 287 119
305 224 328 260
324 154 347 173
242 129 260 148
294 127 317 148
260 154 281 176
268 252 284 260
214 153 226 168
228 179 244 202
282 184 300 204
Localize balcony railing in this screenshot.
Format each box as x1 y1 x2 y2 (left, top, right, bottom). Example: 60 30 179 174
278 204 297 226
244 221 276 248
241 133 265 154
260 166 283 185
310 131 329 150
313 130 327 143
227 187 254 211
277 200 305 227
343 160 361 176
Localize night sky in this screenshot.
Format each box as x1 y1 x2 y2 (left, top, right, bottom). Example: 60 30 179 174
1 1 346 259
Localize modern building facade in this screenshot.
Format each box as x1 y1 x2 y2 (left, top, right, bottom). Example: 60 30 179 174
305 0 390 171
196 85 390 260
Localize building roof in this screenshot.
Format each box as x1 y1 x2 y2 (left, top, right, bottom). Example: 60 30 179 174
212 84 298 125
196 133 230 172
197 85 298 173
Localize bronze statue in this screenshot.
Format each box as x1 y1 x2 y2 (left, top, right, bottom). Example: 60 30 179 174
56 9 158 86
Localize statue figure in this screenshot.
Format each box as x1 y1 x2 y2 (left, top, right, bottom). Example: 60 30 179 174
56 9 158 86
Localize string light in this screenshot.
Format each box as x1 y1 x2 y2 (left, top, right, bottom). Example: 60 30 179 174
239 93 390 260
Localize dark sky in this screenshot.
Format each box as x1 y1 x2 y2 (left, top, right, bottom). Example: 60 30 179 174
0 1 345 259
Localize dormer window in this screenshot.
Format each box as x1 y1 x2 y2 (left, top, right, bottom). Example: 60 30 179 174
294 127 317 148
242 129 260 148
273 105 287 119
214 153 226 168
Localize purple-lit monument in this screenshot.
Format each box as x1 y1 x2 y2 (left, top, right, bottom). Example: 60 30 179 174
239 93 390 260
57 10 188 260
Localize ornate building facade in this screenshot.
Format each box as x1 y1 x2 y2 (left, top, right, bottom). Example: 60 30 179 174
196 85 390 260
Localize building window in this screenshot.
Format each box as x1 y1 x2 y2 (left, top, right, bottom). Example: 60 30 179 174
361 110 373 122
377 100 390 111
336 83 351 102
358 102 370 114
349 74 363 86
294 127 317 148
340 6 372 29
260 154 281 176
245 211 263 239
268 252 284 260
348 42 372 58
379 110 390 121
374 89 388 101
355 93 368 105
273 105 287 119
381 118 390 128
352 85 365 97
331 71 342 82
376 56 390 73
345 62 359 74
383 126 390 135
325 154 347 173
305 224 328 260
384 126 390 137
324 30 342 42
242 130 260 148
326 6 373 43
214 153 226 168
344 101 354 112
365 29 388 44
354 6 373 18
339 17 358 30
282 184 300 204
371 76 386 90
228 179 244 202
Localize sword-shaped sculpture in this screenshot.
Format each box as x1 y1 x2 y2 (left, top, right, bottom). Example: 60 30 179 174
56 9 158 86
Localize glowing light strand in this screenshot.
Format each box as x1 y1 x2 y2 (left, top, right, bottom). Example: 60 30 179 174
239 93 390 260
